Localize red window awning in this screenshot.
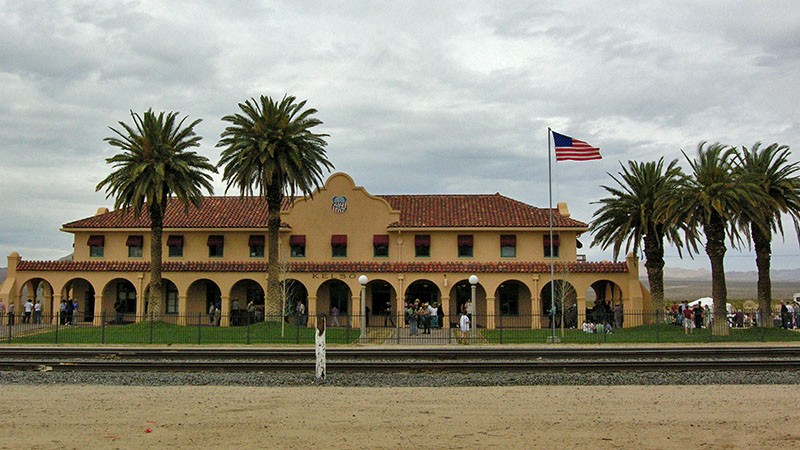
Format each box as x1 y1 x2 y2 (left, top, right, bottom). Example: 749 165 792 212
457 234 473 246
373 234 389 246
500 235 516 246
249 235 265 246
87 235 105 246
331 234 347 245
415 235 430 246
290 235 306 246
167 235 184 246
543 235 560 246
207 235 224 246
126 235 143 247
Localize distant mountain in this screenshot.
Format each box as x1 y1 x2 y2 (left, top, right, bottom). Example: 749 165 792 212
639 263 800 283
0 267 5 284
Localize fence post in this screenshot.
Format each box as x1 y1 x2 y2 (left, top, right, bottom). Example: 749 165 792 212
499 313 503 344
54 312 59 344
246 314 251 345
101 312 106 344
197 312 202 344
295 312 301 344
346 314 351 343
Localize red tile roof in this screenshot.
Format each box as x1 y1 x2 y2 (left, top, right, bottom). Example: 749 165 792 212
17 260 627 274
381 194 587 228
62 193 587 230
62 197 291 229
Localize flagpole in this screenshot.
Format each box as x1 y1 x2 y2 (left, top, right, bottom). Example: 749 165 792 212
547 127 556 342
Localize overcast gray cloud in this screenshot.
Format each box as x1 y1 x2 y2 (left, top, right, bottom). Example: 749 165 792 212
2 0 799 272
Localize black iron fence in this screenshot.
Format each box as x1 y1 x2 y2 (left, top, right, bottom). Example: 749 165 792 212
1 310 798 345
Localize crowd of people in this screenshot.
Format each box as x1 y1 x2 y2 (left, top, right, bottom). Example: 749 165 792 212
404 298 446 335
580 300 624 334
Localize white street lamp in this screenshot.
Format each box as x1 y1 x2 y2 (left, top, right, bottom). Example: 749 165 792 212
359 275 368 340
469 275 478 341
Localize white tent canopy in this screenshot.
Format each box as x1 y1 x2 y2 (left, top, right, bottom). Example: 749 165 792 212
689 297 733 314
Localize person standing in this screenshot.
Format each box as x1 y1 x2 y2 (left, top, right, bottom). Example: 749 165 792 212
383 300 394 327
8 303 15 326
459 312 471 344
613 303 623 329
114 299 125 325
73 299 79 324
683 305 694 335
330 305 340 327
0 299 5 325
33 300 42 324
23 298 33 324
407 303 418 336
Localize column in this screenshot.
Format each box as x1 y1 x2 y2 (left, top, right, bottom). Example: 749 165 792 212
307 295 317 328
136 273 146 322
486 296 496 330
53 293 62 326
439 295 450 328
577 295 586 328
178 295 188 326
351 295 361 329
220 295 230 327
530 276 541 329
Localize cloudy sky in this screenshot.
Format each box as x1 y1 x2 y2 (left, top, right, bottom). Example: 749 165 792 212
1 0 799 272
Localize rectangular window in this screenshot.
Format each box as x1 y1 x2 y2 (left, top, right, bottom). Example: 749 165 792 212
415 234 430 257
165 284 179 314
167 235 184 258
331 234 347 258
87 235 104 258
126 235 143 258
500 234 516 258
373 234 389 257
544 234 560 258
457 234 473 258
290 235 306 257
249 235 265 258
207 235 224 258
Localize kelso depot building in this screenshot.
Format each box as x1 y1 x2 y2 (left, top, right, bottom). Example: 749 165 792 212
1 172 649 329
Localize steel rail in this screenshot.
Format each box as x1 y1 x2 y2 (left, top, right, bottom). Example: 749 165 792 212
1 346 799 360
1 359 799 373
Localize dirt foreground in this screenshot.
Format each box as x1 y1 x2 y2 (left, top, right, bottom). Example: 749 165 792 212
1 384 798 449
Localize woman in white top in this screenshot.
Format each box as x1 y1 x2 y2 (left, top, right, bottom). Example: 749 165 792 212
459 313 470 344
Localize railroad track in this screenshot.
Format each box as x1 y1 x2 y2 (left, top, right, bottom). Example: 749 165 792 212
0 346 798 373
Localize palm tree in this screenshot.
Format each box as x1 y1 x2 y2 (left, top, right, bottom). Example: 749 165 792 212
733 143 800 326
217 95 333 317
662 142 761 336
97 109 215 320
591 158 685 315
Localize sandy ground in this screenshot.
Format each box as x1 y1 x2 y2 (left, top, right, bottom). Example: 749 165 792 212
0 384 798 449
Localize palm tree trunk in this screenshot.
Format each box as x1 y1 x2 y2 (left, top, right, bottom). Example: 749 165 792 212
751 224 773 328
266 187 283 319
643 233 666 315
149 202 164 322
706 217 729 336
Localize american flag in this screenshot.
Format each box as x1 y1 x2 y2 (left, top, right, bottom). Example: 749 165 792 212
552 131 601 161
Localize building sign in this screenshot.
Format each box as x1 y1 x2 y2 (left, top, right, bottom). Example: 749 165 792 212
311 273 358 280
332 195 347 213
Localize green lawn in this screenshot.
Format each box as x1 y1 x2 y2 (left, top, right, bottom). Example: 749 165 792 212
6 320 799 345
481 323 800 344
9 321 362 345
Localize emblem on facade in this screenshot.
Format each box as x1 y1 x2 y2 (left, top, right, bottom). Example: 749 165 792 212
332 195 347 213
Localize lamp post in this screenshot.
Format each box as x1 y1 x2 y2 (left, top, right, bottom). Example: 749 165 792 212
469 275 478 341
359 275 368 340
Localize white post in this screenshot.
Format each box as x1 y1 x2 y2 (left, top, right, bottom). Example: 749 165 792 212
315 315 326 380
359 275 368 340
469 275 478 343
